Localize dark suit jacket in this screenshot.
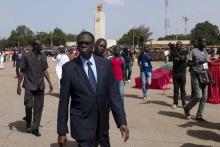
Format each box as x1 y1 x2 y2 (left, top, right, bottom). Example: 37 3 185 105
57 55 127 140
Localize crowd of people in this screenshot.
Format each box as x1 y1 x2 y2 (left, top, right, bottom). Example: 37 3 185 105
0 31 219 147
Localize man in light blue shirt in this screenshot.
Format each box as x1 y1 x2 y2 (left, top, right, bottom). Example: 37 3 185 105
80 55 97 82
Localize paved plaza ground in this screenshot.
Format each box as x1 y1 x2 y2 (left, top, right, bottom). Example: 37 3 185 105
0 58 220 147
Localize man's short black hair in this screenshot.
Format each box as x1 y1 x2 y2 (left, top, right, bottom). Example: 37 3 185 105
77 31 95 43
96 38 107 44
32 40 41 48
176 41 182 45
197 37 205 43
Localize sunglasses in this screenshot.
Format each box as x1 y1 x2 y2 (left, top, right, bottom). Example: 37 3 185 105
77 41 93 46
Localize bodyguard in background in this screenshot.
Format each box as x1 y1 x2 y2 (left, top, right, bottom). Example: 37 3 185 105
94 38 111 146
94 38 107 58
17 40 53 136
170 41 188 109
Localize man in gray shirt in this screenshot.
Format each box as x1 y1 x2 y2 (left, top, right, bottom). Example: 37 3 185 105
17 40 53 136
184 38 209 122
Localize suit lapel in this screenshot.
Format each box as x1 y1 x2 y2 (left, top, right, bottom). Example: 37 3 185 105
94 56 104 95
74 57 94 93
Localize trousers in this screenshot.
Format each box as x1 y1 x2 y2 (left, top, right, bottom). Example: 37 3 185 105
173 73 186 106
24 89 44 130
185 71 208 118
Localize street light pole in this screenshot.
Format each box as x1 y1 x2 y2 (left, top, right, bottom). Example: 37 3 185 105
50 31 53 47
175 28 179 40
132 28 134 47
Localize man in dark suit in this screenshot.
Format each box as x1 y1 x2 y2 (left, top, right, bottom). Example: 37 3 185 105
57 32 129 147
94 38 111 146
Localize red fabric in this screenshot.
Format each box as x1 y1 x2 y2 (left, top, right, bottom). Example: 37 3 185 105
111 57 124 81
135 68 172 90
208 59 220 104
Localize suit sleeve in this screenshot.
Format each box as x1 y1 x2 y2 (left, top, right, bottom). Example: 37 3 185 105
57 65 71 135
107 61 127 128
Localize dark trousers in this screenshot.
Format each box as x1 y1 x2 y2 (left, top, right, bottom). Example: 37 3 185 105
24 89 44 130
125 62 132 80
77 108 111 147
173 73 186 106
77 135 110 147
16 64 20 77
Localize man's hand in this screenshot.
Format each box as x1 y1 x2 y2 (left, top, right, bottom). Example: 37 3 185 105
58 135 67 147
120 125 129 142
49 83 53 92
17 86 21 95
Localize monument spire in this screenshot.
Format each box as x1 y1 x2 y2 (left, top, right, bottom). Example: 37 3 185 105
97 2 103 12
95 2 106 40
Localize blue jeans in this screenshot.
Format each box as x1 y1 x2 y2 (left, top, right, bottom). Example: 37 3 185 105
118 80 124 105
141 72 152 97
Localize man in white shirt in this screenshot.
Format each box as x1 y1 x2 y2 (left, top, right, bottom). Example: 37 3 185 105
56 46 69 83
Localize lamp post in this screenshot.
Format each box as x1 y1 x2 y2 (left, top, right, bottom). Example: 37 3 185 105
175 28 179 40
50 31 53 47
132 28 134 47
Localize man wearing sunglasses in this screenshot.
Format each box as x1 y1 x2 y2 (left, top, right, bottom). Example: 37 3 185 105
57 32 129 147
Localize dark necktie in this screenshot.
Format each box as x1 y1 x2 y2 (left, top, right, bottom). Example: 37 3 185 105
87 61 97 94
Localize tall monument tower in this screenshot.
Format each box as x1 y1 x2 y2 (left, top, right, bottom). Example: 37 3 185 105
95 3 106 40
165 0 169 36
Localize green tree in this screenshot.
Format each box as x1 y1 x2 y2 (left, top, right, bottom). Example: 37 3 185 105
0 38 8 50
8 25 34 47
36 32 52 46
118 25 152 46
66 34 77 42
52 27 66 46
191 21 220 45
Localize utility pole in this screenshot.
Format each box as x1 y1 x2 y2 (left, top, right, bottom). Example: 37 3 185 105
175 28 179 40
50 31 53 47
182 17 189 35
132 27 134 47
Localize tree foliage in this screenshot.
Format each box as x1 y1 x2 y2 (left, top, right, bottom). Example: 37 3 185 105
118 25 152 46
52 28 66 46
7 25 34 47
1 21 220 50
0 25 77 49
191 21 220 45
158 21 220 45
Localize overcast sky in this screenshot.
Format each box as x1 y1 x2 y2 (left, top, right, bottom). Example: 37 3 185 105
0 0 220 40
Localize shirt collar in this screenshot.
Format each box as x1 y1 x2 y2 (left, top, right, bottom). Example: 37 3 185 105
80 54 95 68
